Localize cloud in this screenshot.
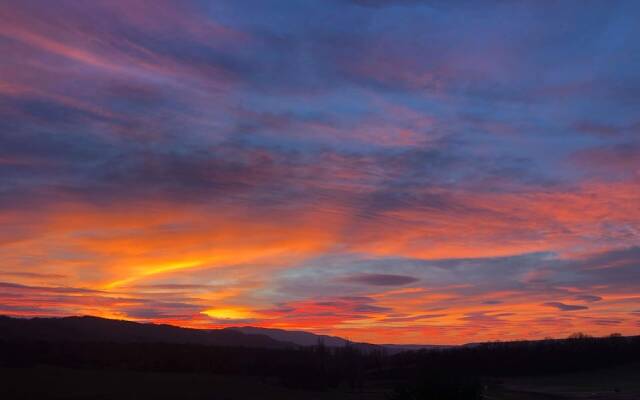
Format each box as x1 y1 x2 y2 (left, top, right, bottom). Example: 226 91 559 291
543 302 589 312
131 284 215 290
574 294 602 303
1 0 640 344
343 273 420 286
571 142 640 178
572 121 625 137
380 313 446 323
345 0 432 8
0 271 67 279
0 282 101 294
593 319 622 326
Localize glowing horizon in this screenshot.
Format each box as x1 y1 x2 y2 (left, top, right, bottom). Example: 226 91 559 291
1 0 639 345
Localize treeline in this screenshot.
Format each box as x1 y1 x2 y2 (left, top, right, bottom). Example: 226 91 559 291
381 334 640 380
1 334 639 393
0 340 379 391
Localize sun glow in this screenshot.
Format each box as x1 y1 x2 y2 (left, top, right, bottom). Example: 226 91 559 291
202 308 257 320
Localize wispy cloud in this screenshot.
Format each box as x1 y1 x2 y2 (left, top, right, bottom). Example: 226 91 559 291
1 0 639 344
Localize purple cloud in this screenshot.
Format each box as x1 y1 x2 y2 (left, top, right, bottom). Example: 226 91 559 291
574 294 602 303
343 273 420 286
543 302 589 312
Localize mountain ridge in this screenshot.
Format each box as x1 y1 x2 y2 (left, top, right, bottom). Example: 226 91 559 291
226 326 448 352
0 315 446 351
0 315 290 348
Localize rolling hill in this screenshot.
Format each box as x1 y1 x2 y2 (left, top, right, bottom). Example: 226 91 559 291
0 315 289 348
0 315 445 353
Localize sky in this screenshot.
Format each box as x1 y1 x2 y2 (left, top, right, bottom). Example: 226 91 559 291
0 0 639 345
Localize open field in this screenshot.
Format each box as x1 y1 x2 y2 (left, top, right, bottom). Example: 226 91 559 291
2 363 639 400
487 363 640 400
0 365 388 400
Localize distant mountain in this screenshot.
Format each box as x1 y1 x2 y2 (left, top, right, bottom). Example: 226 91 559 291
227 326 449 353
226 326 348 347
0 315 291 348
227 326 355 347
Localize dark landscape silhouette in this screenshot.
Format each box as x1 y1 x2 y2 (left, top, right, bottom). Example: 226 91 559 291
1 315 639 399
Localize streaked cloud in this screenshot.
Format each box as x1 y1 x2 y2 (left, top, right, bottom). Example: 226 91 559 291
543 302 590 312
0 0 639 344
343 274 420 286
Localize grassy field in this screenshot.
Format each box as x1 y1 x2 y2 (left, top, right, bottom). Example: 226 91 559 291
3 363 639 399
487 363 640 400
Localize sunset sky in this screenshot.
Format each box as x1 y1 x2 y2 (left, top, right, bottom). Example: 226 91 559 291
1 0 639 344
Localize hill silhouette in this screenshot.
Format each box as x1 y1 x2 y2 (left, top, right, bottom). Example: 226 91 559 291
0 315 290 348
228 326 446 353
0 315 447 354
229 326 353 347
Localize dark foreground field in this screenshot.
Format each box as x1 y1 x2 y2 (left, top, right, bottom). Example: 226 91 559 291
2 317 639 399
487 363 640 400
0 365 388 400
2 363 639 400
